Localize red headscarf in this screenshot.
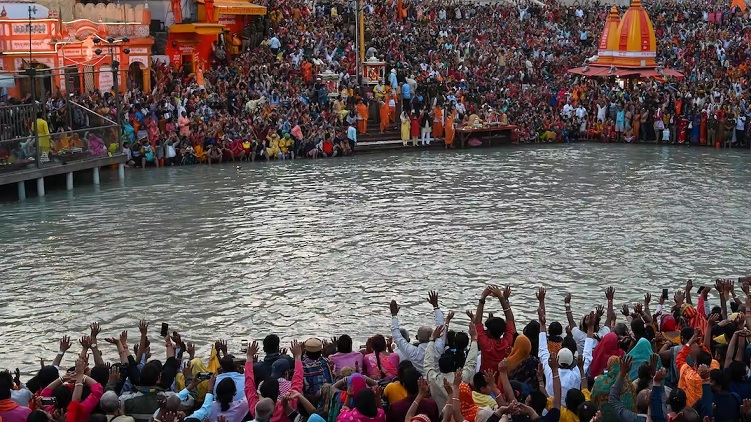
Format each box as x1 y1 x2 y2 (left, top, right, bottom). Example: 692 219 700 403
458 383 478 422
589 333 625 378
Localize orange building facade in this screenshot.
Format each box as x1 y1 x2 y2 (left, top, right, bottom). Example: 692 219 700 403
165 0 265 75
0 9 153 99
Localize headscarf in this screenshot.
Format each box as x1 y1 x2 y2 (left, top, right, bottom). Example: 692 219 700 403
591 356 635 411
589 333 624 378
309 415 326 422
348 374 368 402
507 335 531 371
626 338 660 381
185 358 210 402
680 303 708 335
459 382 478 422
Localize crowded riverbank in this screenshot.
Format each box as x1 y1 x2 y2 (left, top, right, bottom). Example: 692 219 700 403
4 279 751 422
2 0 750 173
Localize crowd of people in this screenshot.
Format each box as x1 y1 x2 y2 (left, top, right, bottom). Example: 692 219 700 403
4 280 751 422
2 0 751 168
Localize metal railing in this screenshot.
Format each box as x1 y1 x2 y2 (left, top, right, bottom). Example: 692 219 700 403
0 100 120 174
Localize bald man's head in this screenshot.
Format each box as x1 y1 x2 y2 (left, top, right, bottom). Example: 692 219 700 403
255 398 275 422
417 327 431 343
636 389 650 414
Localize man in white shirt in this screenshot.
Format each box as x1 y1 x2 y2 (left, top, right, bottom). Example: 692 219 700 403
562 101 574 119
575 105 587 120
389 295 446 375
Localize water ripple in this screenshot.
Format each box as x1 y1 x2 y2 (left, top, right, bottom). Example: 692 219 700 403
2 144 751 374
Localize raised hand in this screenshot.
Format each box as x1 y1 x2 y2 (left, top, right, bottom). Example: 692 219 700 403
605 287 615 301
621 304 630 317
685 279 694 294
595 305 605 318
653 367 666 385
138 320 149 336
644 293 651 305
442 378 453 396
390 300 400 316
469 322 478 341
697 364 710 380
432 325 445 340
187 342 195 359
427 291 439 308
707 313 721 327
502 286 512 300
586 311 596 330
536 287 546 303
453 369 463 387
445 311 455 326
674 290 685 305
498 359 509 374
79 336 92 350
649 354 658 376
291 340 303 359
634 303 643 315
90 323 101 340
247 340 259 360
60 336 72 352
109 365 121 384
549 352 559 373
417 377 430 398
619 356 633 378
564 293 572 304
488 285 503 299
465 310 475 321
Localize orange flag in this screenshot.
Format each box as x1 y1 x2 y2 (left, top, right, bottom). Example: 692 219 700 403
732 0 746 11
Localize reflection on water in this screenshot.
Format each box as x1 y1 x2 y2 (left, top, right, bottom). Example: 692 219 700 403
2 144 750 374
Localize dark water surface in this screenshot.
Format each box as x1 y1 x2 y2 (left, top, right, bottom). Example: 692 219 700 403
2 144 750 373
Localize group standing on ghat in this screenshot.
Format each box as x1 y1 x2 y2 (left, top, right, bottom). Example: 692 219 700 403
5 280 751 422
1 0 751 167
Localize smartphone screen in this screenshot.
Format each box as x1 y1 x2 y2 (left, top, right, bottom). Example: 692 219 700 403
160 323 169 337
662 289 669 300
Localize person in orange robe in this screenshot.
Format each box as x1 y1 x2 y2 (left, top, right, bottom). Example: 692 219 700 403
444 108 455 148
432 105 443 138
379 100 389 133
387 92 396 124
301 60 313 84
356 100 369 134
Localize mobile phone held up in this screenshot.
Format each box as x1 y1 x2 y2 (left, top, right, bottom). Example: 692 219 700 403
662 289 669 300
240 340 248 354
160 323 169 338
41 397 57 406
196 372 212 381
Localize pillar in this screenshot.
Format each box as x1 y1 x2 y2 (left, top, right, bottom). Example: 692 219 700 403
93 167 100 184
118 163 125 180
142 68 151 92
17 181 26 201
66 172 74 190
36 177 45 197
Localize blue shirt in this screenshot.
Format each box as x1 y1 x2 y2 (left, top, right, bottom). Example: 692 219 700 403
214 372 245 401
178 390 213 421
389 72 398 89
401 84 411 100
347 126 357 142
616 110 625 126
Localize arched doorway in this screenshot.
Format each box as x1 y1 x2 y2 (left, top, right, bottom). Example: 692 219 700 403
20 62 52 100
128 62 146 91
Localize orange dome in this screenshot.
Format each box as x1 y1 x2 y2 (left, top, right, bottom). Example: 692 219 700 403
596 6 621 66
611 0 656 68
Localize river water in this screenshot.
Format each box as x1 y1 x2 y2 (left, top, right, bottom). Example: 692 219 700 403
2 144 750 373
